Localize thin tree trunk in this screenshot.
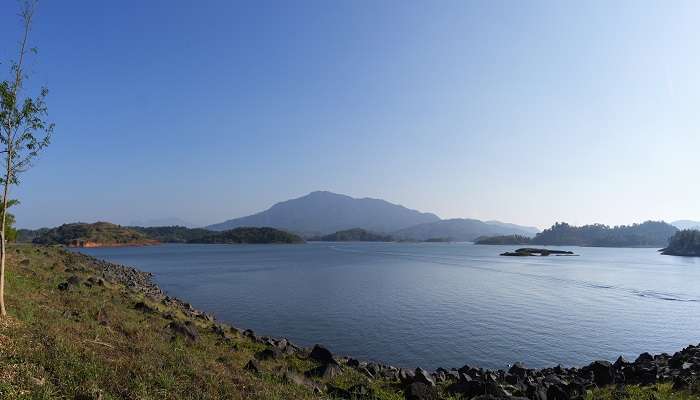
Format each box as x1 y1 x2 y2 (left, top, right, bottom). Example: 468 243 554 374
0 177 8 317
0 3 32 318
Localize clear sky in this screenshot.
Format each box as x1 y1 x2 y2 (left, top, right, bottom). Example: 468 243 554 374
1 0 698 229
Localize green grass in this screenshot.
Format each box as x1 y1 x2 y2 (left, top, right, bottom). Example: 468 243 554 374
587 384 699 400
0 245 331 399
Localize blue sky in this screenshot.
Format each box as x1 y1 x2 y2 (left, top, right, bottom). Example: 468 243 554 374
1 0 698 229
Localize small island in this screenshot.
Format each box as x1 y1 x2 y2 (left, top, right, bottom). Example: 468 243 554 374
188 227 304 244
501 248 576 257
474 234 532 245
313 228 393 242
32 222 159 247
660 230 700 256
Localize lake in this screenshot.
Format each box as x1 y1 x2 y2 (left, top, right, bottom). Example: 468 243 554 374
77 242 700 370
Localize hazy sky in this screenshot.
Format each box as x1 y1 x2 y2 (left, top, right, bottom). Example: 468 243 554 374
1 1 698 229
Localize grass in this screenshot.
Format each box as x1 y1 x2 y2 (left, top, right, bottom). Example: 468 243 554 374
0 244 699 400
587 384 700 400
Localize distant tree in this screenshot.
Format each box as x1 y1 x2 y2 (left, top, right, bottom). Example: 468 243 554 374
0 199 20 243
0 1 53 317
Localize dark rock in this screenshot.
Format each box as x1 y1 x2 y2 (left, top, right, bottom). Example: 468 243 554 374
134 301 155 313
327 383 374 399
244 359 260 373
613 356 629 369
347 358 360 368
485 381 511 398
509 362 529 378
448 378 485 397
414 368 436 387
58 275 83 291
255 348 282 361
309 344 337 365
282 369 323 392
305 363 343 379
588 360 614 386
167 321 199 341
636 352 654 363
67 275 82 286
399 368 416 385
546 383 570 400
86 277 104 287
359 365 374 379
405 382 438 400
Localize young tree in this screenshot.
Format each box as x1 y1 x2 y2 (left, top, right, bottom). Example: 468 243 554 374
0 1 53 317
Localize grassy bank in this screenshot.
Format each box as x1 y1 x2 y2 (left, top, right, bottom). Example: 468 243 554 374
0 245 402 399
0 244 698 400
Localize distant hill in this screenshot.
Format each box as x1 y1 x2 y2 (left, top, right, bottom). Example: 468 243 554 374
392 218 538 242
532 221 678 247
129 217 194 228
672 220 700 231
206 191 440 236
33 222 157 247
130 226 213 243
17 228 50 243
188 227 304 244
661 230 700 256
314 228 393 242
484 221 540 236
475 235 532 245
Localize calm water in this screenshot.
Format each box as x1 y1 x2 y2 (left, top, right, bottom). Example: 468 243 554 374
77 242 700 370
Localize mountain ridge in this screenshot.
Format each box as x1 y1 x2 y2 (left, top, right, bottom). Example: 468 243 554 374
206 191 441 235
392 218 539 242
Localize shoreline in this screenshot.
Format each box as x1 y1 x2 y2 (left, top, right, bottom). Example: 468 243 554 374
68 245 700 398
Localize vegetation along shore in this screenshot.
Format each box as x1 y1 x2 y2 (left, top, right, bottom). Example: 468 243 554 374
1 244 699 400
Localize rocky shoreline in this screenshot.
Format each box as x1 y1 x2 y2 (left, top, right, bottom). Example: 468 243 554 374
67 249 700 400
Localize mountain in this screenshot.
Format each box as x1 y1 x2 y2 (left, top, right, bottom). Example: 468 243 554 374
188 227 304 244
672 220 700 231
392 218 538 242
531 221 678 247
484 220 540 235
206 191 440 236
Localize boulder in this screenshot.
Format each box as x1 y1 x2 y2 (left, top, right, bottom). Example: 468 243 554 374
414 368 436 387
309 344 337 365
448 378 485 397
405 382 438 400
167 321 199 341
588 360 614 386
327 383 374 399
305 363 343 379
636 352 654 363
509 362 529 378
399 368 416 385
282 369 323 392
244 359 260 373
546 382 570 400
255 348 282 361
613 356 629 369
134 301 155 313
58 275 82 291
